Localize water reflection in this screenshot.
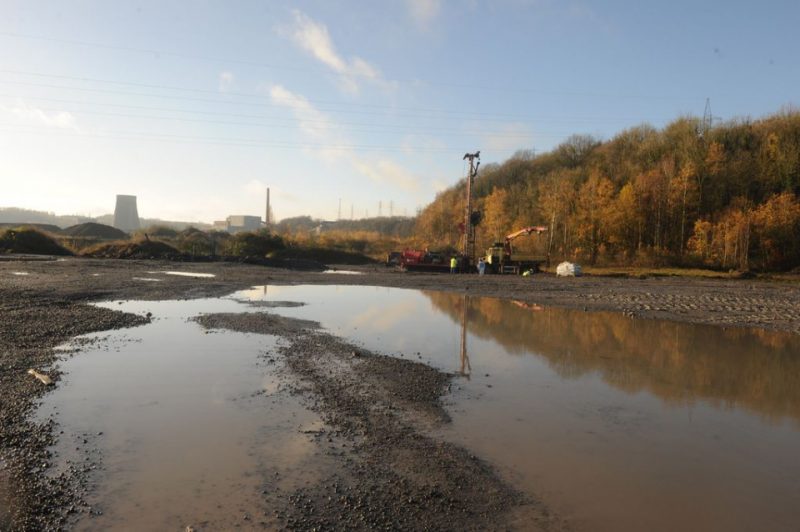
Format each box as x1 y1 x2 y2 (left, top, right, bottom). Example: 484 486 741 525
425 291 800 425
189 284 800 531
38 296 326 530
458 295 471 379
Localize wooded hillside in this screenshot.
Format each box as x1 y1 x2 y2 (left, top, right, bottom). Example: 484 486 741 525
415 109 800 271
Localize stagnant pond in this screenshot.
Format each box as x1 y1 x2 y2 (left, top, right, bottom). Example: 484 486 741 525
37 285 800 531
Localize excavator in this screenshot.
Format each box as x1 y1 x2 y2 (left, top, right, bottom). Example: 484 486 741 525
484 225 548 274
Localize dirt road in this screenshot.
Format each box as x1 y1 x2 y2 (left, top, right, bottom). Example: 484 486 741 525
1 257 798 530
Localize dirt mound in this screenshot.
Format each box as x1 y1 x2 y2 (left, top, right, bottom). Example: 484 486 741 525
82 239 184 260
63 222 128 240
0 228 72 256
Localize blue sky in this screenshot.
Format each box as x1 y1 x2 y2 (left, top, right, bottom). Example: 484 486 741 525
0 0 797 223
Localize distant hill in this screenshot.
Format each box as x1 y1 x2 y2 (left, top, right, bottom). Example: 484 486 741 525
0 222 63 234
416 108 800 271
0 207 92 228
0 207 212 231
276 215 415 238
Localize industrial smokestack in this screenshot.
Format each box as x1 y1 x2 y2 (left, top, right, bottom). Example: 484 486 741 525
265 187 270 228
113 195 140 232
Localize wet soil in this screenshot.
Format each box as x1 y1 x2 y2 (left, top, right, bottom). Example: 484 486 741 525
1 257 799 530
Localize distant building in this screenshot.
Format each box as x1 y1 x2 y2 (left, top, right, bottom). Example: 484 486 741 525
113 195 140 232
313 221 336 235
218 215 262 233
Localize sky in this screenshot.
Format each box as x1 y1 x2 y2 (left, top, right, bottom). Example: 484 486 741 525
0 0 797 223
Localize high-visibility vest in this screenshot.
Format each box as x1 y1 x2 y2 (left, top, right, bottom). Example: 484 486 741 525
450 257 457 268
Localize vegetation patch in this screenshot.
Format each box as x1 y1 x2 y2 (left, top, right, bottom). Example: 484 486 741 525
0 228 72 256
223 230 285 257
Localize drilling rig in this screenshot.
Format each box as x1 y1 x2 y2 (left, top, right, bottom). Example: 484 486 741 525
460 151 480 271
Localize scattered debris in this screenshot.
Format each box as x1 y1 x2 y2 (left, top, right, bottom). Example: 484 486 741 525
26 369 53 386
556 261 583 277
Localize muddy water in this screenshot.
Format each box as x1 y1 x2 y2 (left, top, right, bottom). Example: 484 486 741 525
38 297 327 530
239 285 800 532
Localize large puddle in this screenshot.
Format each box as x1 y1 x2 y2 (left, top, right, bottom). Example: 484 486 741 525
37 285 800 531
38 296 327 530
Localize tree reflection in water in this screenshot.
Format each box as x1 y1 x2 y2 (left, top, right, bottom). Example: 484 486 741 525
425 291 800 425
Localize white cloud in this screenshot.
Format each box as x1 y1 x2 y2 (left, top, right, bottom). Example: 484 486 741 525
350 158 420 193
269 85 334 139
283 10 392 95
268 85 421 193
218 71 235 92
1 102 78 130
406 0 442 28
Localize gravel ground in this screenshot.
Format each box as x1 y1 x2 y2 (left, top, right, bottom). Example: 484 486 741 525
1 256 798 530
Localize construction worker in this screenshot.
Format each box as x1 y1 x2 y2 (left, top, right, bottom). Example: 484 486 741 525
450 256 458 273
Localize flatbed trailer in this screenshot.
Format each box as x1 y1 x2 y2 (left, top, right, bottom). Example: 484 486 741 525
401 263 453 273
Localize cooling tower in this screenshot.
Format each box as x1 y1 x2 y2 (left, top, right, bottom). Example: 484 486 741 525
113 195 140 232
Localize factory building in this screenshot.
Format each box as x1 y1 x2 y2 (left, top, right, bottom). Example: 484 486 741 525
212 215 263 233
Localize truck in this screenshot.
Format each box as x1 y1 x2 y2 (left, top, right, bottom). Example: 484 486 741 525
484 226 549 274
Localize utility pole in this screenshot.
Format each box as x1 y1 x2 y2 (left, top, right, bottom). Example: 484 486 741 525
378 201 382 217
389 200 394 217
338 198 342 220
350 204 354 220
462 151 480 266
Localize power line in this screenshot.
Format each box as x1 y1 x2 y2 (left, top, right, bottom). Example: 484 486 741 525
0 32 701 101
0 103 551 139
0 70 693 123
0 78 677 126
0 91 663 129
0 123 510 151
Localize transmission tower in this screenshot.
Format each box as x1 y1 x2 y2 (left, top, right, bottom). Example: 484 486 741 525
378 201 382 217
389 200 394 217
338 198 342 220
702 98 713 136
701 98 722 137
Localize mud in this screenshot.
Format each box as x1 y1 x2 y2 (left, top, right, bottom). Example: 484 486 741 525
1 257 799 530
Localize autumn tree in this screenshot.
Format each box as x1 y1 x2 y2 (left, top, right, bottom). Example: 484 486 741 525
575 172 615 264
